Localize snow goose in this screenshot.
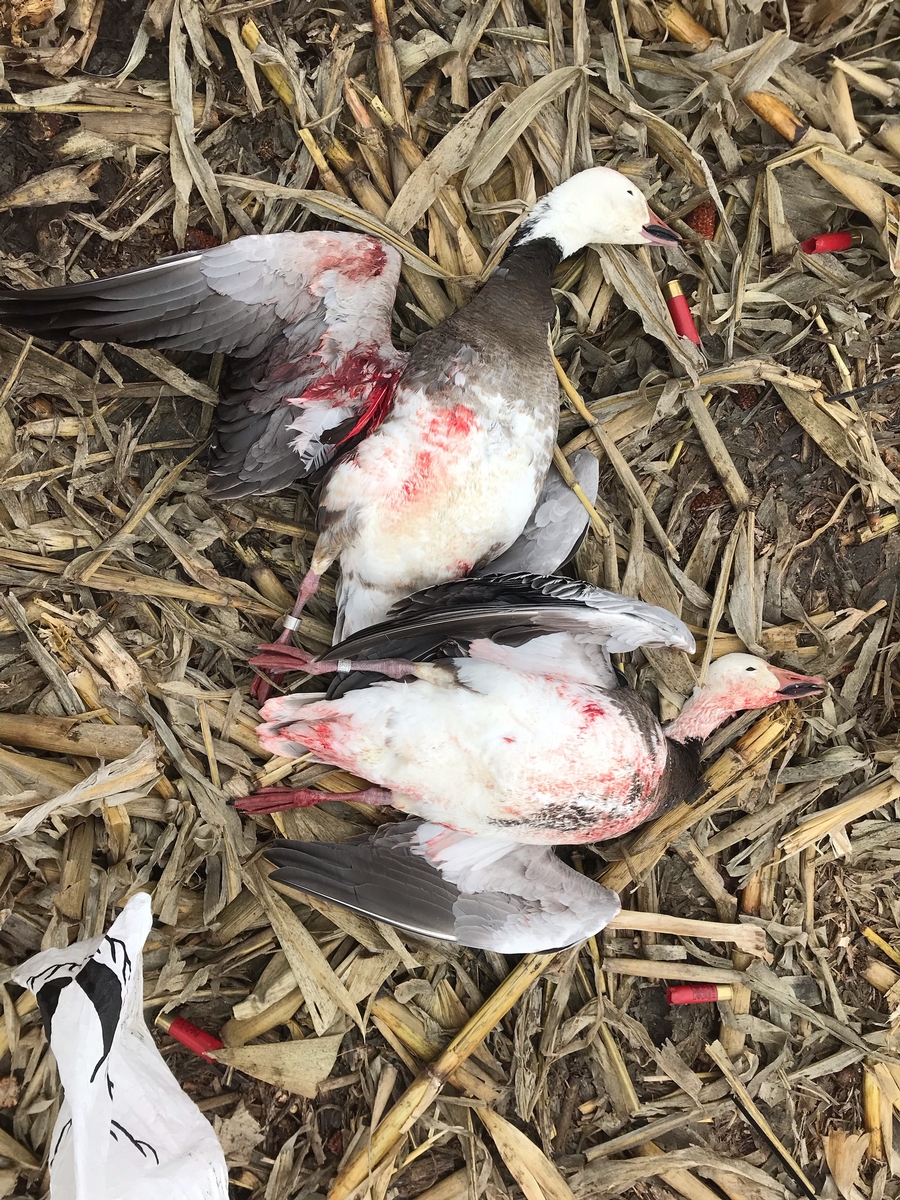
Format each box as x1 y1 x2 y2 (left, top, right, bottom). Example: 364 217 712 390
0 168 677 682
242 575 824 951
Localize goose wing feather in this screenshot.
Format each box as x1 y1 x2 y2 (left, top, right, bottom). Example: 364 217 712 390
264 820 621 953
265 827 461 942
0 232 404 498
480 450 599 576
325 572 695 665
0 232 394 353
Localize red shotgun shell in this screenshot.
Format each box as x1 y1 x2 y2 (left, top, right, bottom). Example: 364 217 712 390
800 231 863 254
156 1013 224 1062
663 280 701 346
666 984 734 1005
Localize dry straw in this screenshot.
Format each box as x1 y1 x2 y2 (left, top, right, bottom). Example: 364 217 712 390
0 0 899 1193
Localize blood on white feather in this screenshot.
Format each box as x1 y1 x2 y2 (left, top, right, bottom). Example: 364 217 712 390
271 238 406 470
257 659 668 844
322 387 553 628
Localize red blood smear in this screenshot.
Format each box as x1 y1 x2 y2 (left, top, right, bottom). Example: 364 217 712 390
302 354 389 403
665 292 701 346
800 231 854 254
316 240 389 281
666 984 721 1005
166 1017 224 1061
443 404 476 436
339 373 399 443
403 448 434 498
423 404 477 445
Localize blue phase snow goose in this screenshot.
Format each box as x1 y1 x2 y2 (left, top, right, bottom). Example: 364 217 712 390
0 168 678 681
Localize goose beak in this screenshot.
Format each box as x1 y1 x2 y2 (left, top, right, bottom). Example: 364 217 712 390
770 666 826 698
641 214 681 245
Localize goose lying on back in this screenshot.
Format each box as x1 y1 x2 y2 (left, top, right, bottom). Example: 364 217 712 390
0 168 677 676
236 575 824 952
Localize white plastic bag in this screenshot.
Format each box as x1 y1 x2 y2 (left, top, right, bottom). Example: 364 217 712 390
13 893 229 1200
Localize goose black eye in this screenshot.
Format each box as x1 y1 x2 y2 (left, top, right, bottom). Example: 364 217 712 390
627 189 635 196
745 666 757 672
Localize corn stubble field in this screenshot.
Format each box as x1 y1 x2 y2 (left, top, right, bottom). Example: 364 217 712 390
1 0 900 1195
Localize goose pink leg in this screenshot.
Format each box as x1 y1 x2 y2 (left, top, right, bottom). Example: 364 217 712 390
234 786 391 814
250 646 425 700
250 569 322 703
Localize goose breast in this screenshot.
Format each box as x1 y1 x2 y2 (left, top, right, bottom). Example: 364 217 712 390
258 659 669 843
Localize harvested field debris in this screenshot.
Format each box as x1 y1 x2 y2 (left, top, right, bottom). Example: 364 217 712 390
2 0 900 1196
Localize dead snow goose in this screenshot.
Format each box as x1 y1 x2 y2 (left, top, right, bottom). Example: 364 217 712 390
240 574 823 951
0 168 677 664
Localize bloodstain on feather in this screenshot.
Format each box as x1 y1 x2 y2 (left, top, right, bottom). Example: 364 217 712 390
425 405 476 446
299 719 349 762
402 448 435 498
314 240 389 282
288 352 403 450
340 374 399 442
300 351 396 404
581 701 605 722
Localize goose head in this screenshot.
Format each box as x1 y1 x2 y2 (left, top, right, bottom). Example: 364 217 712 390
666 652 825 744
515 166 681 258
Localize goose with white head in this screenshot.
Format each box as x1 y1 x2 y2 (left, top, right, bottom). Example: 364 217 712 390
0 167 678 698
262 167 679 684
235 575 824 953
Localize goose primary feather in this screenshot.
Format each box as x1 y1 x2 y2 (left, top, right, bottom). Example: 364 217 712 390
266 821 621 953
0 166 678 666
239 576 825 951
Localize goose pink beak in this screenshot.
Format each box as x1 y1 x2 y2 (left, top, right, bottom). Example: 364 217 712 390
769 666 826 699
641 213 681 246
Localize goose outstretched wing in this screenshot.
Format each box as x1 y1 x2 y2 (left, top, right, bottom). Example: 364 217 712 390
265 819 621 953
325 572 694 665
0 231 405 497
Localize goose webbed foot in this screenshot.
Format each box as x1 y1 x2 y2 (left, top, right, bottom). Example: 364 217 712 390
249 638 319 703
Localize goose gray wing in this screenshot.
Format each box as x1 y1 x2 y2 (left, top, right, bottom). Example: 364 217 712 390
480 450 599 576
0 232 404 498
324 573 694 666
265 820 621 953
